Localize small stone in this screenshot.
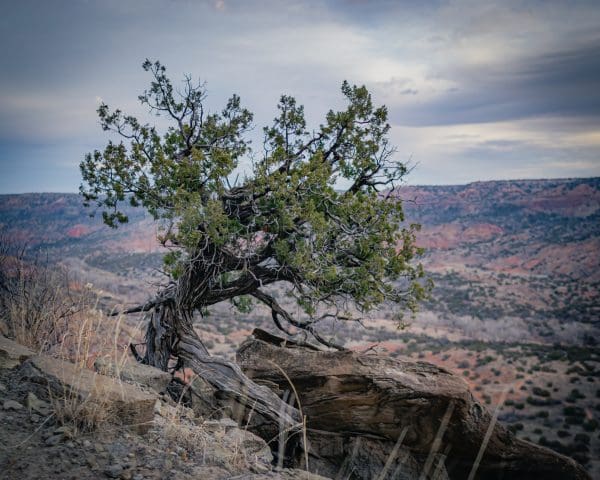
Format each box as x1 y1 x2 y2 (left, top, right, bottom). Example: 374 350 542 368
132 474 144 480
119 470 133 480
251 463 271 473
30 414 41 423
53 425 73 437
3 400 23 411
45 435 62 446
84 453 99 469
218 417 238 429
66 441 75 448
83 439 92 448
0 382 7 392
104 464 124 478
26 391 52 415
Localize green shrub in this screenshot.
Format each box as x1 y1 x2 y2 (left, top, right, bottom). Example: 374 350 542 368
532 387 550 397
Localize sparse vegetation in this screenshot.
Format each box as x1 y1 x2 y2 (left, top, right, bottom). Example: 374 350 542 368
0 239 96 353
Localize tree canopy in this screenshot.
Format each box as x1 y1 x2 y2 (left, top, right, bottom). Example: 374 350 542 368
80 59 428 351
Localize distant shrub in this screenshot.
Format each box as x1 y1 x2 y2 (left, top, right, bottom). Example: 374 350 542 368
563 406 584 416
508 423 524 433
532 387 550 397
566 389 585 402
526 396 556 406
0 239 97 354
564 416 584 426
574 433 590 445
583 419 598 432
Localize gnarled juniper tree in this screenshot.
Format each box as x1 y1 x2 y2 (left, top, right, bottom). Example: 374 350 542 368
80 60 428 426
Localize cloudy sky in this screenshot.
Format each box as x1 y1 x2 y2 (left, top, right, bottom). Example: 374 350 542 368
1 0 599 192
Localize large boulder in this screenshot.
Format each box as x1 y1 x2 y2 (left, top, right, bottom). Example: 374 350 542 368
18 354 157 433
237 329 590 480
94 356 172 394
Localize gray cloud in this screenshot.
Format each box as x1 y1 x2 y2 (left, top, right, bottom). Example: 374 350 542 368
389 40 600 126
0 0 598 192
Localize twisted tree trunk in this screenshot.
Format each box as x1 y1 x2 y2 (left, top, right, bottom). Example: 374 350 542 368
137 293 301 431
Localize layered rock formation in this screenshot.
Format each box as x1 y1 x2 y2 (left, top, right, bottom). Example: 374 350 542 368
238 329 591 480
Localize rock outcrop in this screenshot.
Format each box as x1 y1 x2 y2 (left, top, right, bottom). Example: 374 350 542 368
0 334 35 369
94 356 172 395
0 335 333 479
0 333 592 480
237 329 591 480
18 354 158 434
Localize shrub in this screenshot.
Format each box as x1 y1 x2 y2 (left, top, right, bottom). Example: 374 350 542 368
0 239 98 355
508 423 524 433
532 387 550 397
583 419 598 432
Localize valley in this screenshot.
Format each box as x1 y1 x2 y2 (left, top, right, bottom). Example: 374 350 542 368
1 177 598 476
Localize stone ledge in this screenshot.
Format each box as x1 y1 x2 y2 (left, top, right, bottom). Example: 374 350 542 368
19 355 157 433
0 335 35 369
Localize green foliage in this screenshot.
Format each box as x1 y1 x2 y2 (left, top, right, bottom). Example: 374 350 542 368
80 60 428 334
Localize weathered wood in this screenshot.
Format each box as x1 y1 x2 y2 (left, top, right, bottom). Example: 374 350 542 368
176 331 301 429
237 330 591 480
140 305 301 432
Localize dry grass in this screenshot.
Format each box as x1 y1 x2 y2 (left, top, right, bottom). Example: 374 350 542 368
48 309 130 435
0 239 145 434
159 402 208 453
0 242 95 353
49 386 117 435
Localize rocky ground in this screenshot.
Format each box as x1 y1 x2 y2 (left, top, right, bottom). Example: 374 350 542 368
0 336 325 480
0 329 593 480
